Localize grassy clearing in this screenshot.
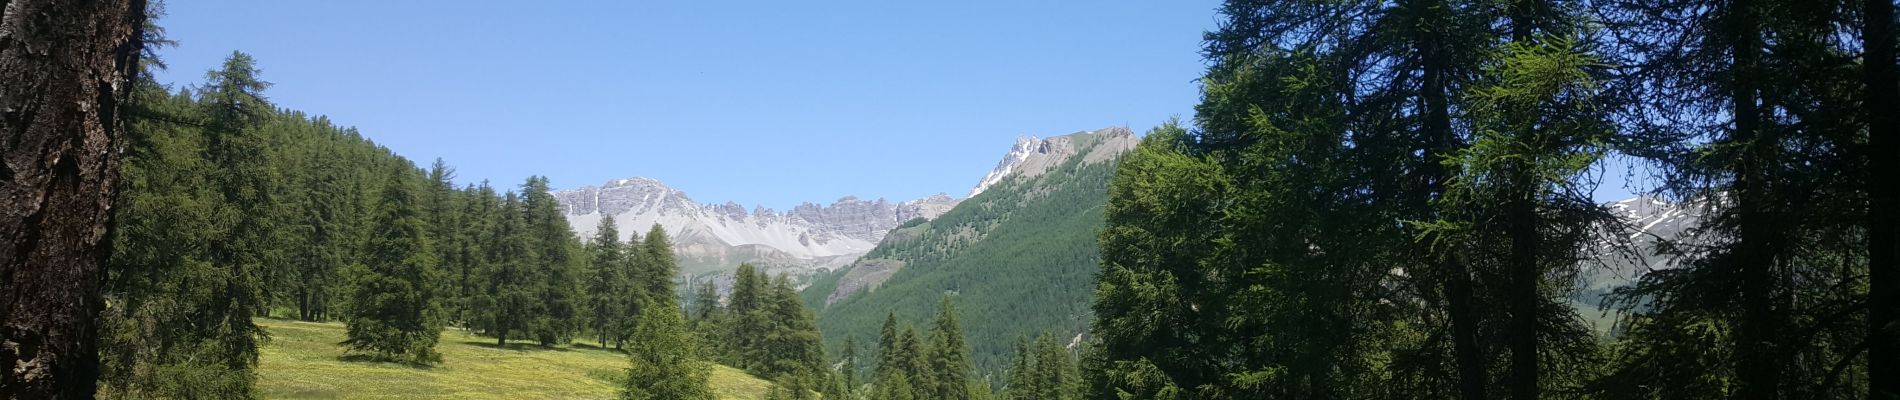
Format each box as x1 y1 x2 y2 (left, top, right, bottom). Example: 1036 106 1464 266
256 318 774 399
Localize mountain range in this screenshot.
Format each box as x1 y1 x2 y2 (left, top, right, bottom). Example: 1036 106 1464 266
551 127 1126 278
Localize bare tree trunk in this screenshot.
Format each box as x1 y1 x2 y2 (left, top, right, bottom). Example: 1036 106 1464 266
0 0 145 398
1865 0 1898 398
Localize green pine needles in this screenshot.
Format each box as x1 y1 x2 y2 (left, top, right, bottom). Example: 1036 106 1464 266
340 166 445 365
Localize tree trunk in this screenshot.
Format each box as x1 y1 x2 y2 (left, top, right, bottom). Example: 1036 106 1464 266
1729 0 1783 398
0 0 145 398
1506 7 1540 400
1412 0 1486 399
1864 0 1898 397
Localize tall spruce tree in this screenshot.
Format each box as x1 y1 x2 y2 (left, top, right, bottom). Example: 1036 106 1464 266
340 166 444 365
585 218 628 346
927 297 976 400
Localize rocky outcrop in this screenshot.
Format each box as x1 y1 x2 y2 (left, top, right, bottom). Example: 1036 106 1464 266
966 127 1138 198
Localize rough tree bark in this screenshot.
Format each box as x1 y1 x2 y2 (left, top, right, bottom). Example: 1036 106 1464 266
0 0 145 398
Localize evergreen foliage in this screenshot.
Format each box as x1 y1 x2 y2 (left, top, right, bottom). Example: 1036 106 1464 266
584 217 629 347
620 299 714 400
340 165 444 365
1002 333 1079 400
1087 0 1892 399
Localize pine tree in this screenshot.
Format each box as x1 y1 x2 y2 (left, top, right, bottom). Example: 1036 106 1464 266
614 228 644 349
876 311 900 379
874 370 918 400
520 176 579 345
769 275 825 379
724 263 770 367
340 166 444 365
897 327 933 400
639 224 678 305
585 218 627 346
422 159 461 324
690 280 721 324
841 335 861 394
475 192 536 345
621 297 713 400
451 182 498 329
927 297 975 400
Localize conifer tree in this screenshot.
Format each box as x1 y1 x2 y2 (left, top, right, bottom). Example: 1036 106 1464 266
621 296 713 400
475 192 536 345
690 280 721 324
874 370 918 400
585 218 627 346
876 311 900 379
520 176 579 345
896 327 933 400
757 274 825 381
841 335 861 394
423 159 461 323
614 228 644 349
639 224 678 304
340 166 443 365
927 297 975 400
450 182 498 328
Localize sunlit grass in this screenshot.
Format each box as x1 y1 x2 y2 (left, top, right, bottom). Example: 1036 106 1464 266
256 318 773 399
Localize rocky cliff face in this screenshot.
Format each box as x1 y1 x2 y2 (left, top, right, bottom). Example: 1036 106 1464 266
554 177 956 276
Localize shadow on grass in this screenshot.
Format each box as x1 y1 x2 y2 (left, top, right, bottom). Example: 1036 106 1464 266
569 342 629 354
459 340 577 353
335 354 439 370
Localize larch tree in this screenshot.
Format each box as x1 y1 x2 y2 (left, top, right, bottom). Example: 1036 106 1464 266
520 176 578 346
585 217 627 346
0 0 147 396
620 296 713 400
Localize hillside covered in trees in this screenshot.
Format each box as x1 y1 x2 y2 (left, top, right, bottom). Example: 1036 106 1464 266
808 128 1133 383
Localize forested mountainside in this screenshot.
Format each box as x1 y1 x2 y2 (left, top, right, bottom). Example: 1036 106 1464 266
807 127 1136 381
98 51 814 399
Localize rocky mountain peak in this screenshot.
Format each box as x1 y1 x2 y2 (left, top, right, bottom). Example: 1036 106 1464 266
966 127 1139 198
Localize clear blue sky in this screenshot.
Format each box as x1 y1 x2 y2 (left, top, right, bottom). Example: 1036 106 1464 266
150 1 1225 209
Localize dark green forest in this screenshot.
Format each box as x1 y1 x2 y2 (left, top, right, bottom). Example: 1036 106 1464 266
93 48 838 398
1084 0 1896 399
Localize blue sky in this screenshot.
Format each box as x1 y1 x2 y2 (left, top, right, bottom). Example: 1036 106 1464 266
150 1 1225 209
